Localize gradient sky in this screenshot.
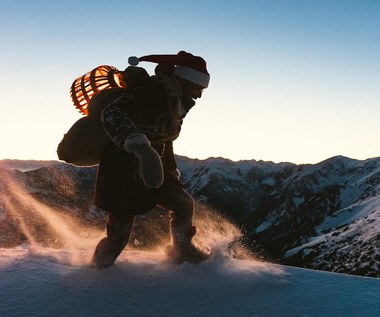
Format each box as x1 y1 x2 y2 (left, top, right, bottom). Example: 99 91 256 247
1 0 379 164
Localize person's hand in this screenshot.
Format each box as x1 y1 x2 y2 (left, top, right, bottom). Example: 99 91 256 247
124 134 163 188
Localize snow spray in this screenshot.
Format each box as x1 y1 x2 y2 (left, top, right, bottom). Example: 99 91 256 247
192 203 240 249
191 203 256 260
0 170 256 266
0 172 103 266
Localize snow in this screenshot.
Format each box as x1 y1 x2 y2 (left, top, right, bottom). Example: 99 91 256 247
0 246 379 317
255 220 272 233
285 234 329 258
316 195 380 234
176 155 292 189
286 195 380 259
292 196 305 208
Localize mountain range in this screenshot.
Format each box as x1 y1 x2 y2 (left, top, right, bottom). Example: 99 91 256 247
0 155 379 277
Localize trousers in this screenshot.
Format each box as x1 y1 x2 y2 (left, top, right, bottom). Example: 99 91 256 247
92 177 194 268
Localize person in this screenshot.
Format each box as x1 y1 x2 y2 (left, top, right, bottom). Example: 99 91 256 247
91 51 210 269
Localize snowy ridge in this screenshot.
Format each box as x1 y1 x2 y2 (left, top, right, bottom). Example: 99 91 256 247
0 159 57 172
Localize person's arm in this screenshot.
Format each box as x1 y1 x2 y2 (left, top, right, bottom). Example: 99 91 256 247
163 141 177 170
101 91 163 188
163 141 181 179
101 91 140 149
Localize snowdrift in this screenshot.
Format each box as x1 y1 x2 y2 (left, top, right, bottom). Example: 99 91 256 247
0 245 379 317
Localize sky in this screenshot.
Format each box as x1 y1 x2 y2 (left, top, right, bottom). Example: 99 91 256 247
0 0 379 164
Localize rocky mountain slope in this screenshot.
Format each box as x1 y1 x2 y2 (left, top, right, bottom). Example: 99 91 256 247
177 155 380 277
0 155 379 277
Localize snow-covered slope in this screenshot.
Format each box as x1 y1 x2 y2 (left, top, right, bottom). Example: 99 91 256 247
0 246 379 317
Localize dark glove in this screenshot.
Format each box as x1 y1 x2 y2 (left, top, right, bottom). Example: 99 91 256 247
124 133 164 188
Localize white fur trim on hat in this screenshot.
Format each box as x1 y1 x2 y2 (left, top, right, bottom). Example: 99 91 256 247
174 65 210 88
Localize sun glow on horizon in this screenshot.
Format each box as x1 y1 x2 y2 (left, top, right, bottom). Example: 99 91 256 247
0 1 379 164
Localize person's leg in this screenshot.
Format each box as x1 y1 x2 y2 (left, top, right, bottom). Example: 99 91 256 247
157 183 208 263
168 189 195 248
92 212 135 269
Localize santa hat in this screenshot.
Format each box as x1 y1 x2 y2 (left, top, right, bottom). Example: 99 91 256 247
128 51 210 88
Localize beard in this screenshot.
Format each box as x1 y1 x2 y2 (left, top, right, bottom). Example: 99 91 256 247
183 98 196 112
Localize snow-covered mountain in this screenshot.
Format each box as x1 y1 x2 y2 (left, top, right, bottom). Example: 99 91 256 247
0 155 379 277
177 155 380 277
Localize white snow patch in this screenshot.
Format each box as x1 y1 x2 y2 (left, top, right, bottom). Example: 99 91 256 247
255 220 271 233
285 234 328 258
316 195 380 234
293 196 305 208
262 176 275 185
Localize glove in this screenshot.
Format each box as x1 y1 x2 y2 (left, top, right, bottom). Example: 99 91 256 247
124 133 164 188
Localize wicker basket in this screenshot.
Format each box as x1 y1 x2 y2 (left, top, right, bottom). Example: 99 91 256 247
70 65 125 115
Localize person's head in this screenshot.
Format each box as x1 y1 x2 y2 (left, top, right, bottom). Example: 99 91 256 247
172 51 208 109
175 77 204 110
128 51 209 109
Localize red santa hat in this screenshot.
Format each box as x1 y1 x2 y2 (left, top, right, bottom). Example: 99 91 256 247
128 51 210 88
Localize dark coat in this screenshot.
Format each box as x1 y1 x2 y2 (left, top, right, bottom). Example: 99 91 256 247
94 74 183 215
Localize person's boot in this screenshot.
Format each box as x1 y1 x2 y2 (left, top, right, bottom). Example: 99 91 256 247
91 213 134 269
165 224 210 264
91 237 126 269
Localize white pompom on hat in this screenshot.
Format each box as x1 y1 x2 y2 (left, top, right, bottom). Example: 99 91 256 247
128 56 140 66
128 51 210 88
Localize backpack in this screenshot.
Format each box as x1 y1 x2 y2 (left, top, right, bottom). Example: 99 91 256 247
57 65 149 166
